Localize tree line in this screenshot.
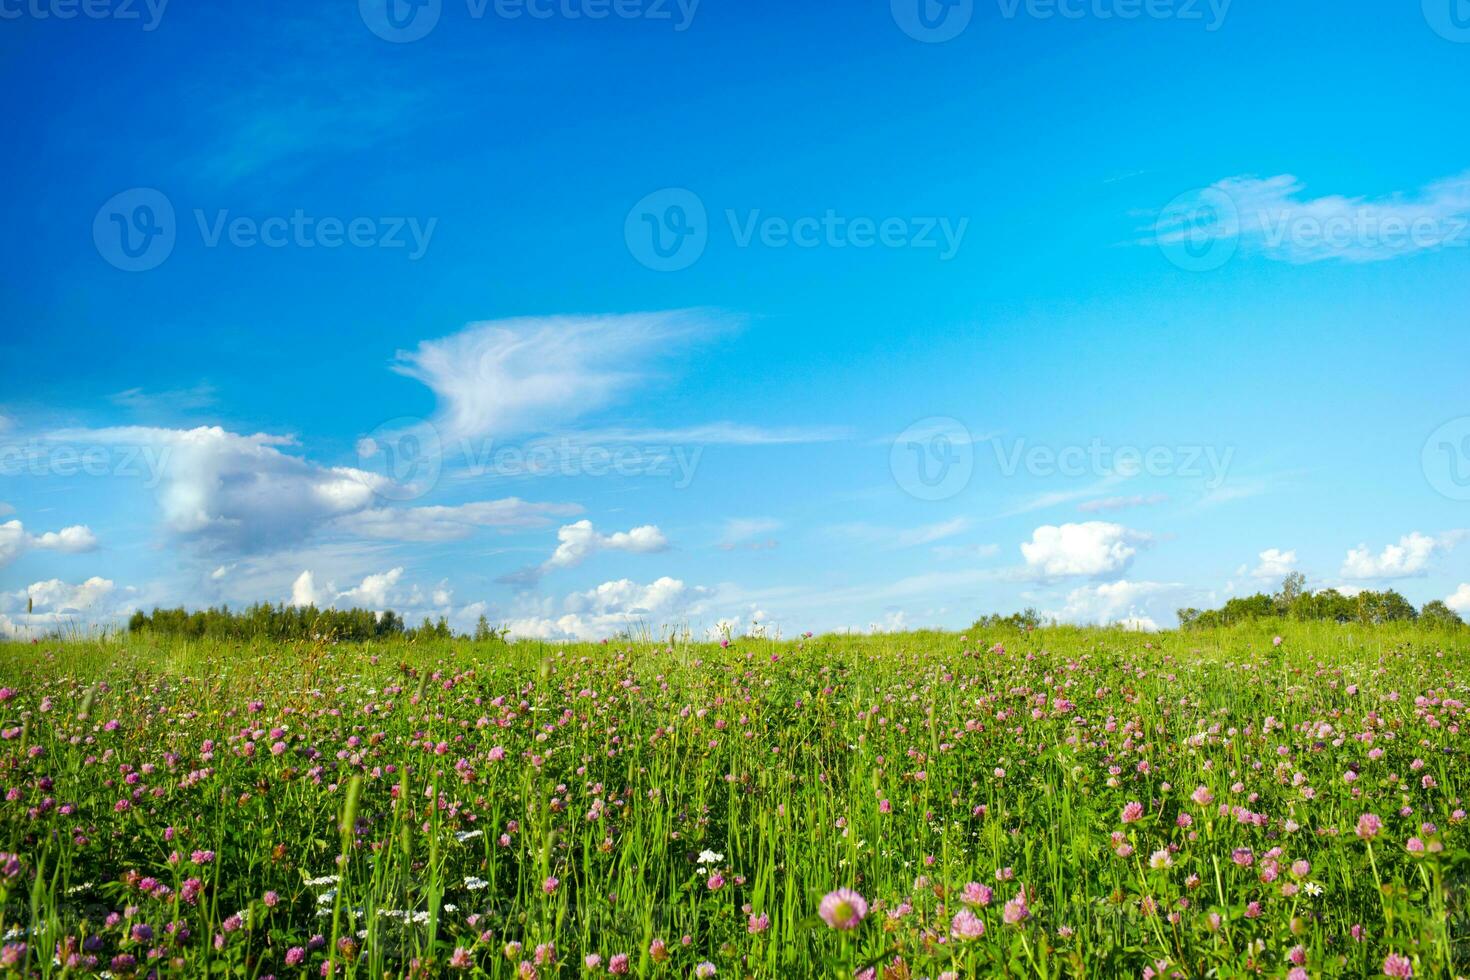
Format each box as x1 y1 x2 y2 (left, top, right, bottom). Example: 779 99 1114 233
1176 573 1464 629
127 604 510 643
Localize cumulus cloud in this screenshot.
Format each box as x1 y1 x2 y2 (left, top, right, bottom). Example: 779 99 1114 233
1251 548 1298 580
1021 522 1151 579
503 520 669 585
338 567 405 607
47 426 389 552
505 575 714 640
0 519 99 566
1340 531 1463 580
1447 583 1470 614
1152 171 1470 263
391 311 722 442
41 425 580 556
290 567 405 609
1047 579 1180 628
0 576 124 637
545 520 668 570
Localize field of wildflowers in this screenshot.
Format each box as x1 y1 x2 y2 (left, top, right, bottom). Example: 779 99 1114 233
1 622 1466 978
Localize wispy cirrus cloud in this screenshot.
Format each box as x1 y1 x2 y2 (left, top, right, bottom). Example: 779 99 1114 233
1078 493 1168 514
828 517 972 549
1151 171 1470 263
392 311 733 443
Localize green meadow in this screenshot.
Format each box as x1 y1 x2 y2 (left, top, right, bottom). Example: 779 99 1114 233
1 621 1466 978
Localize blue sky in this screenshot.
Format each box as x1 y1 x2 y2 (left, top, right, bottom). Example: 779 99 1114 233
3 0 1470 637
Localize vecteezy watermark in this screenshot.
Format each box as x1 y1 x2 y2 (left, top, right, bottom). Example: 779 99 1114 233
1154 186 1239 272
359 0 697 42
988 436 1233 486
1154 184 1470 271
93 188 438 272
889 420 1234 501
0 0 168 30
93 188 176 272
0 440 171 487
625 188 707 272
354 418 704 501
626 188 969 272
891 0 1230 41
1423 0 1470 42
891 0 973 42
1423 416 1470 501
996 0 1231 29
891 417 975 500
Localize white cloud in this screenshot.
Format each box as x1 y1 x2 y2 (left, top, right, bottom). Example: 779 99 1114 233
290 567 405 609
391 311 722 442
23 577 116 613
1021 522 1150 579
501 520 670 586
1340 531 1462 580
1445 584 1470 614
0 519 99 566
544 520 668 571
335 498 582 542
30 525 99 553
1048 579 1180 627
1251 548 1298 580
49 426 389 552
0 576 125 637
506 575 715 640
1153 171 1470 263
337 567 404 607
41 425 583 555
290 570 323 607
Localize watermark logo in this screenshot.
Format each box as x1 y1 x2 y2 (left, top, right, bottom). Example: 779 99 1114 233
1424 0 1470 42
355 417 444 502
1155 186 1239 272
626 188 969 272
352 417 706 501
625 188 707 272
359 0 441 42
0 440 171 487
93 188 175 272
988 436 1232 485
891 417 974 500
0 0 168 30
1423 416 1470 501
996 0 1231 30
892 0 973 42
359 0 697 41
93 189 438 271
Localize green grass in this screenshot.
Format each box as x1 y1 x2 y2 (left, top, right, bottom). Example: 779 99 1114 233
1 621 1466 977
